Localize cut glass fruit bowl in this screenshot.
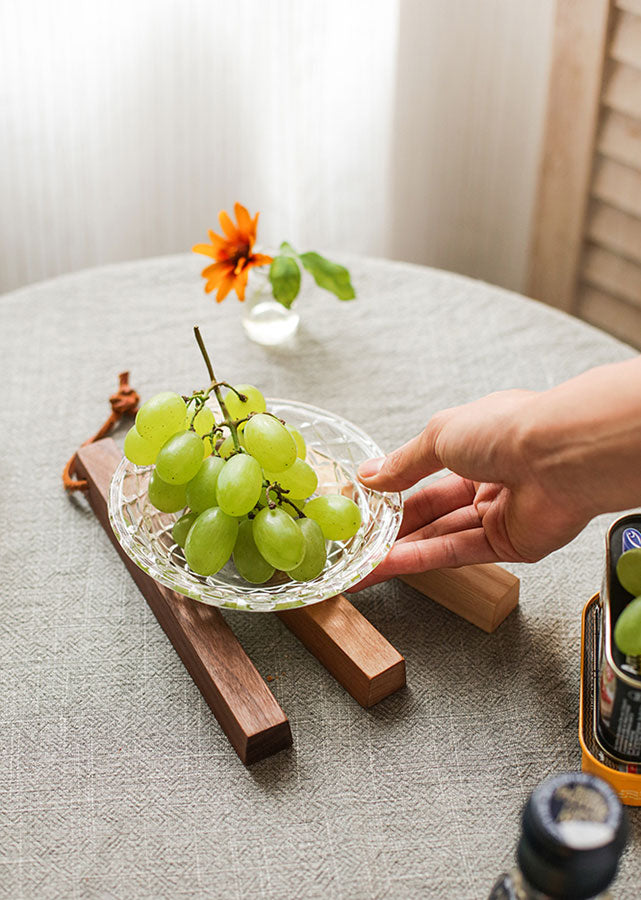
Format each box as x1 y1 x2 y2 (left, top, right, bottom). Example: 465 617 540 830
109 399 403 612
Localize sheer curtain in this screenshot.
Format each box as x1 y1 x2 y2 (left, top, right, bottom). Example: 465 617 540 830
0 0 554 295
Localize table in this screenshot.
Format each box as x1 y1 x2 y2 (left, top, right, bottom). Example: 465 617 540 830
2 253 639 899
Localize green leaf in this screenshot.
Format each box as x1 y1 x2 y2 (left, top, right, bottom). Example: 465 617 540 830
279 241 298 257
269 254 301 308
299 252 356 300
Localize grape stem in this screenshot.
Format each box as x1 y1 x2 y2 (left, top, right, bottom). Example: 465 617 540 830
217 381 248 403
266 481 306 518
193 326 242 453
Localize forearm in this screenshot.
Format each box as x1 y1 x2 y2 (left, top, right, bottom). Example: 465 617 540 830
521 357 641 519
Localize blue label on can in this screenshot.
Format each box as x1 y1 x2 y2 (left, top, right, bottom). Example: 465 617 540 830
622 528 641 552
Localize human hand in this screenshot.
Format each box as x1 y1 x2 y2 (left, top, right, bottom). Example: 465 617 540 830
348 389 595 591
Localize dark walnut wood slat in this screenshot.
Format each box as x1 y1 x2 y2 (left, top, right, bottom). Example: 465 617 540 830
277 595 406 708
75 438 292 765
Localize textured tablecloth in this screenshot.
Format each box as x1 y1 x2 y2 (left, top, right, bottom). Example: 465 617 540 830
2 254 640 899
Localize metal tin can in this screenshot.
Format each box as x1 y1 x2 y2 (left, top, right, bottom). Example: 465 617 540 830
597 515 641 762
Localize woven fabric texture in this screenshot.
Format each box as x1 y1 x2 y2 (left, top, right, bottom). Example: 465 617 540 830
1 254 639 899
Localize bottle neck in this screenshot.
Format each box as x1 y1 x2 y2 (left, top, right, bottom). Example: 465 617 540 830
489 867 612 900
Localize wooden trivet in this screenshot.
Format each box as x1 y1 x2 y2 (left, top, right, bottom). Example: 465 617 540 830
74 439 407 762
74 438 518 764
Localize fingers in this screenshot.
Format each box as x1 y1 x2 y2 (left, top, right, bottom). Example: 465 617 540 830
346 527 499 592
398 474 476 538
398 503 482 544
358 412 451 492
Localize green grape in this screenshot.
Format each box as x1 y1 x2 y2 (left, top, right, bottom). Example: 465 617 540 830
286 425 306 459
185 456 225 513
288 518 327 581
265 459 318 500
252 507 305 571
155 431 204 484
218 431 245 459
224 384 267 421
172 511 198 548
202 435 214 459
233 518 275 584
216 454 263 517
304 495 362 541
190 403 216 437
136 392 187 443
184 507 238 576
614 596 641 655
148 470 187 513
244 414 297 472
616 548 641 596
124 426 160 466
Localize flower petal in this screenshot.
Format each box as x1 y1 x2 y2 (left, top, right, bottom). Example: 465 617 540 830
218 209 238 240
216 272 237 303
192 243 218 259
234 267 249 301
250 253 273 267
202 261 229 284
234 203 253 236
208 230 228 250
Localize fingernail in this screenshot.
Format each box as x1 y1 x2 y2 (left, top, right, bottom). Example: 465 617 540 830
358 457 384 480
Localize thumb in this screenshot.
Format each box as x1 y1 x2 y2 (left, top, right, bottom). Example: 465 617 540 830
358 415 449 492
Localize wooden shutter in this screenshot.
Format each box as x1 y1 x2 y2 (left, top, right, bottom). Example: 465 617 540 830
529 0 641 349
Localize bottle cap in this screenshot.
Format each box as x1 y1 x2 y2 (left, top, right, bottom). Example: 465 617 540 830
517 772 627 899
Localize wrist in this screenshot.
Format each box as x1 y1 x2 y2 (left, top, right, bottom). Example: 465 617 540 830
518 361 641 520
515 394 604 523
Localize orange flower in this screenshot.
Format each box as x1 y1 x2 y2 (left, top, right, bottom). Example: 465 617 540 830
192 203 273 302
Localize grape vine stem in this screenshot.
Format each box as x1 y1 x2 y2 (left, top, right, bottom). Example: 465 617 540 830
266 481 306 518
193 325 242 453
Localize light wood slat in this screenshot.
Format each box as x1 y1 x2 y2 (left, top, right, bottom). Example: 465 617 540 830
592 156 641 218
598 108 641 171
528 0 613 311
603 59 641 118
399 565 519 634
582 243 641 307
577 284 641 347
610 10 641 71
587 200 641 265
616 0 641 20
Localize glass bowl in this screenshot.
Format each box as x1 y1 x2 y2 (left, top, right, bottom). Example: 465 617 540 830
109 399 403 612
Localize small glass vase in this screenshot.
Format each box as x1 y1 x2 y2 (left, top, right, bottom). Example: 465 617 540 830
242 269 299 346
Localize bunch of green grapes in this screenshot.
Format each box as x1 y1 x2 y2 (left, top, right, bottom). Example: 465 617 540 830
123 377 361 584
614 548 641 657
